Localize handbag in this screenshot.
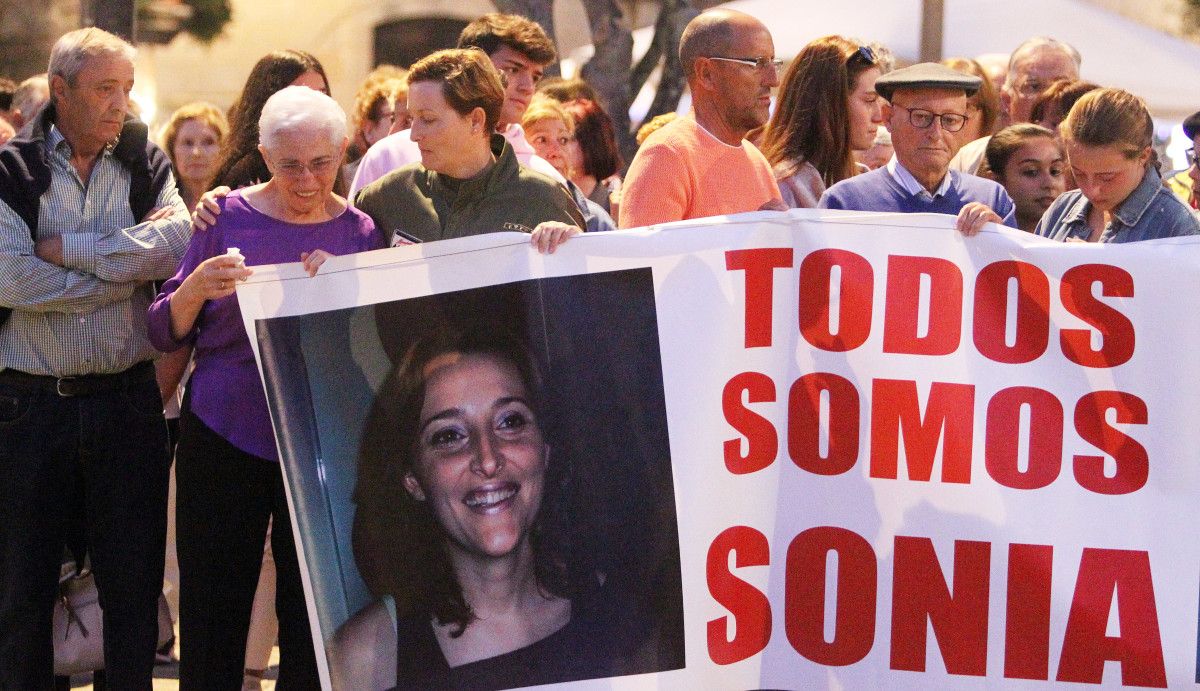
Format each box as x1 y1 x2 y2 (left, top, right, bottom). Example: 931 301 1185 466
52 566 104 676
52 564 175 676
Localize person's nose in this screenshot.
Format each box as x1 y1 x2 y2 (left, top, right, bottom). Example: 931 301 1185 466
113 86 130 112
471 432 505 478
1077 176 1101 198
1189 160 1200 182
515 73 535 95
763 66 780 89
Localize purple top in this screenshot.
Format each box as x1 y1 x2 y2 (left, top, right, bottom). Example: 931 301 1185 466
148 190 382 460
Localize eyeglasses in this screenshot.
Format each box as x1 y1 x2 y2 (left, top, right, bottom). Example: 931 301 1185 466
1187 147 1197 167
372 110 395 125
707 56 784 73
893 104 969 132
848 45 876 65
1014 79 1050 98
274 156 338 178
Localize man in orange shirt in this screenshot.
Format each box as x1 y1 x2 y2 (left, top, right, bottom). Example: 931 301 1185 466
619 9 784 229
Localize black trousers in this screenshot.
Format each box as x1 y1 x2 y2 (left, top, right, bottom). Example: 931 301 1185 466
174 409 319 690
0 373 170 690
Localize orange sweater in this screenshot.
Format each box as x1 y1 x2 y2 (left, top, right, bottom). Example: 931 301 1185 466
619 113 781 229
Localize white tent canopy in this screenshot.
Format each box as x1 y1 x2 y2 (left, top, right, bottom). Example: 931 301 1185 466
720 0 1200 119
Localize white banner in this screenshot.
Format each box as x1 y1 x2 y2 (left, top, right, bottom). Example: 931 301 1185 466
238 209 1200 690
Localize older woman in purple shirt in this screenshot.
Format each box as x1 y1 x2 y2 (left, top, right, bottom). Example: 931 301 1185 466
147 86 383 688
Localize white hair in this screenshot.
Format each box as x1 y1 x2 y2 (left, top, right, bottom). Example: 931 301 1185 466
48 28 135 88
258 85 347 151
1006 37 1081 83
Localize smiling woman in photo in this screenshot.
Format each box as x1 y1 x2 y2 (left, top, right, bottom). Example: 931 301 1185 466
331 327 626 689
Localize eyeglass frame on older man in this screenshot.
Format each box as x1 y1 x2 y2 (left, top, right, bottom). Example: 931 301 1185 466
706 55 784 73
891 104 969 133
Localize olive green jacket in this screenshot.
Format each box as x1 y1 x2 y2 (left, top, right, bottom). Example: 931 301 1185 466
353 134 584 244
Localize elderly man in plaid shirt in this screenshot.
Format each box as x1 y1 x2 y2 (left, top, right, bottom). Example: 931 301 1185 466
0 27 190 689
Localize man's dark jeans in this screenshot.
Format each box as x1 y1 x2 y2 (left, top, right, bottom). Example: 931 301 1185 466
0 373 170 690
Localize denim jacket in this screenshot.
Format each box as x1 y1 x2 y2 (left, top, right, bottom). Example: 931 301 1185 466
1035 165 1199 243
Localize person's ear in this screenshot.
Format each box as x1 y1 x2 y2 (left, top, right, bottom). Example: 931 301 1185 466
1136 146 1152 168
694 58 718 92
257 144 271 169
881 102 895 133
471 107 486 135
403 471 426 502
49 74 68 103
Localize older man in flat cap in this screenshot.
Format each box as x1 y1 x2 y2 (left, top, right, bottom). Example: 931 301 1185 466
819 62 1016 231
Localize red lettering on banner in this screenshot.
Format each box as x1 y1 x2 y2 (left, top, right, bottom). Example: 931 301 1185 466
722 372 778 475
788 373 860 476
785 527 877 665
883 255 964 355
1056 549 1166 687
703 529 1168 682
706 526 772 665
870 379 975 483
891 537 991 675
1060 264 1135 368
1005 543 1054 680
985 387 1064 490
726 248 794 348
1073 391 1149 495
799 249 874 352
973 260 1051 364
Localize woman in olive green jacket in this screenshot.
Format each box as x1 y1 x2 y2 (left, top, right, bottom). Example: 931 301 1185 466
354 48 584 245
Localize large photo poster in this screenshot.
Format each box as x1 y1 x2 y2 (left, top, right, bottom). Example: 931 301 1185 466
238 209 1200 689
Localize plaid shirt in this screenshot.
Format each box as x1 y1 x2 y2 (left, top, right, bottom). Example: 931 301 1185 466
0 124 191 376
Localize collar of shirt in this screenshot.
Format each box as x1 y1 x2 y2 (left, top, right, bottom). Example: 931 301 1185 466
45 123 116 162
503 123 533 156
1111 165 1164 228
887 156 952 200
46 123 70 157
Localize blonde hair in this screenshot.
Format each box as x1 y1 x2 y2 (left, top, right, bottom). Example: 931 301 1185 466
521 94 573 134
1060 87 1152 159
160 101 229 166
636 112 677 146
352 67 407 132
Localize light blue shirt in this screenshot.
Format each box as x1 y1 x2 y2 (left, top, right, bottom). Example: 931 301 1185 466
887 156 952 200
1036 165 1199 243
